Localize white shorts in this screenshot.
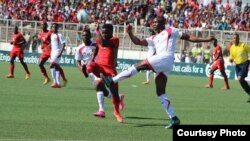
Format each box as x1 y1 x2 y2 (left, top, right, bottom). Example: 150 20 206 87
50 51 61 64
146 54 174 76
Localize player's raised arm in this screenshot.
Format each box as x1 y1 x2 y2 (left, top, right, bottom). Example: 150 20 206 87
181 32 216 43
126 24 148 46
95 23 104 46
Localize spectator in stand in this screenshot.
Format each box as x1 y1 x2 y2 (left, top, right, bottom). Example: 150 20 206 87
195 43 203 64
0 0 250 32
203 45 211 64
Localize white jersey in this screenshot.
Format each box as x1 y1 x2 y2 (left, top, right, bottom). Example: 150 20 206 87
75 42 96 65
147 36 156 58
50 33 66 64
146 27 182 58
145 27 182 76
51 33 66 53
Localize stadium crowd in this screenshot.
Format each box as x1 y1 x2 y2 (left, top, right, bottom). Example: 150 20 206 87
0 0 249 31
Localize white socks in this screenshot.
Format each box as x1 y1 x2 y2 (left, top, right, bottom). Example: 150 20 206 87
97 91 104 112
50 68 56 83
55 71 60 85
113 65 138 83
159 94 176 118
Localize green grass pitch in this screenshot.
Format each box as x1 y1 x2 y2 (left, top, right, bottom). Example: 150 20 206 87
0 62 250 141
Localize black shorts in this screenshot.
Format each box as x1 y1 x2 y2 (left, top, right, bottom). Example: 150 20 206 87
235 60 250 78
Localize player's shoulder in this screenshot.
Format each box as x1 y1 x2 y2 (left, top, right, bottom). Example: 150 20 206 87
164 26 181 36
75 43 86 53
215 45 220 48
111 36 119 41
18 32 23 36
47 31 52 35
165 26 177 30
240 42 246 46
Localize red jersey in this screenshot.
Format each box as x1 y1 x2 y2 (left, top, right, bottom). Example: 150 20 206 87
39 30 52 52
213 45 223 61
95 37 119 68
12 32 25 48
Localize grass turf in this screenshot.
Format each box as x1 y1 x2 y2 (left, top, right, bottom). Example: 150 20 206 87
0 62 250 141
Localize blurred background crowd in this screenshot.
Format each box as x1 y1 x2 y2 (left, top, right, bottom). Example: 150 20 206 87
0 0 249 31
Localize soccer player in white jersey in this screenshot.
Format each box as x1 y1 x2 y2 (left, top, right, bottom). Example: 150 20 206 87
75 28 96 79
50 23 67 88
75 27 125 118
142 29 156 85
101 16 215 128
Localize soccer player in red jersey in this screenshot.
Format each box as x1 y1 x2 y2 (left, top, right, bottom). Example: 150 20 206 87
75 26 124 118
38 21 68 86
87 23 123 123
7 26 30 79
205 39 230 90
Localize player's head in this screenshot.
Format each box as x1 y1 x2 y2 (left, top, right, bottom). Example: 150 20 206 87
82 26 91 44
41 21 48 31
51 23 59 33
101 24 113 40
152 16 166 33
213 39 218 47
14 26 18 34
232 32 239 45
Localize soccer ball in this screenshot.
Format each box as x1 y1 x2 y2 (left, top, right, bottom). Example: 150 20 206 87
77 9 91 23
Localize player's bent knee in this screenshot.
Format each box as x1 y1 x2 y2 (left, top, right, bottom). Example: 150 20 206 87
86 62 96 73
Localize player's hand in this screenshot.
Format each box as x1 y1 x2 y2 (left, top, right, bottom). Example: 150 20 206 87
229 59 234 63
126 24 132 33
10 41 13 45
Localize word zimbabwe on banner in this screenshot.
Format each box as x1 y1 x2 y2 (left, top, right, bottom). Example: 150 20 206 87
173 125 250 141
